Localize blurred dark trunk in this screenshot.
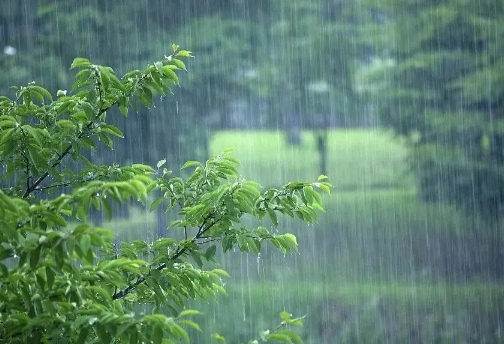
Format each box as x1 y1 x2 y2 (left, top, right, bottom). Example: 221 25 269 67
316 130 328 175
315 114 329 175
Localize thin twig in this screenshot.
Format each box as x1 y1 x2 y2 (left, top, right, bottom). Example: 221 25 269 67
21 106 109 199
112 216 220 300
33 174 100 192
195 237 220 245
21 64 153 199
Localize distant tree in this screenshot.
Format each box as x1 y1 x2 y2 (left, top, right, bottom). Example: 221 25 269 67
0 48 331 342
0 1 258 228
0 1 213 170
266 0 363 174
360 0 504 219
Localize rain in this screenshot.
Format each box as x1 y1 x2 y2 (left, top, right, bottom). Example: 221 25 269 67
1 0 503 343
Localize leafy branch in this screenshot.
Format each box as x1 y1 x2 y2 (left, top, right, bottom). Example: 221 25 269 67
112 213 220 300
21 107 109 198
0 47 328 344
0 48 190 200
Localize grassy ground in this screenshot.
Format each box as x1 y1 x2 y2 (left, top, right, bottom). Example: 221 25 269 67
111 129 491 283
210 129 413 190
210 129 491 283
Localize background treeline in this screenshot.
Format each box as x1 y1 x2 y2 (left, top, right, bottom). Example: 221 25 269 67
2 0 503 218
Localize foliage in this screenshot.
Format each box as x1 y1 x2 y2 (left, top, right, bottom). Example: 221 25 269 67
1 0 368 172
359 0 504 219
0 49 331 343
268 0 361 125
1 1 210 169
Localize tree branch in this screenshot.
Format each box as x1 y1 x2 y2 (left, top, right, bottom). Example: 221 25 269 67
32 174 102 192
20 63 153 199
21 106 109 199
112 215 220 300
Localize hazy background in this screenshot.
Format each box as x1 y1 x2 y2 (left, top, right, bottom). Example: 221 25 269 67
2 1 504 342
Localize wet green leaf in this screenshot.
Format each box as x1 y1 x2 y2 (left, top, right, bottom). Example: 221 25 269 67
71 57 90 69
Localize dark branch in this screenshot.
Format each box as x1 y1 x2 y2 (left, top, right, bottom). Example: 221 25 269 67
112 215 220 300
195 237 220 245
33 174 101 192
22 106 109 199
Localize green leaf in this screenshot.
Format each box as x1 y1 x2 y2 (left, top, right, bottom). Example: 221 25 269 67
211 269 230 278
178 309 201 317
157 159 166 169
129 329 138 344
31 85 52 101
0 191 18 213
99 66 112 91
281 330 303 343
30 245 41 270
267 208 278 227
54 243 64 269
161 66 180 84
46 267 55 289
102 198 113 221
71 57 91 69
150 197 165 212
317 175 329 181
76 327 89 344
212 333 226 342
152 325 163 344
80 234 91 253
282 233 298 250
266 333 293 343
181 160 202 170
205 245 217 260
180 319 201 332
171 58 187 71
173 323 190 343
280 311 292 321
191 251 203 268
0 118 16 130
176 50 193 57
317 182 332 194
119 103 129 116
101 124 124 138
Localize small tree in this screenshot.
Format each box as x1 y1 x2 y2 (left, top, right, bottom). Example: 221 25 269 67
0 45 331 343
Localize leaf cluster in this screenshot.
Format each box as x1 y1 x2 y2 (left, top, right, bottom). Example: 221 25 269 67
0 49 331 343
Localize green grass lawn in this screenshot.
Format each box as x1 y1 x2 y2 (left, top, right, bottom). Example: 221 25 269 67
210 129 413 190
209 129 496 284
210 129 485 240
112 129 490 283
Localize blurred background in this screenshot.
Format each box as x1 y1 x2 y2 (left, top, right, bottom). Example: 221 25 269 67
2 0 504 342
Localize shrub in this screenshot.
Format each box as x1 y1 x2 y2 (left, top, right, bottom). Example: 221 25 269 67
0 46 331 343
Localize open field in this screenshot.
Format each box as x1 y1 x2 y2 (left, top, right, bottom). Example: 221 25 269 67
210 129 413 190
111 129 495 283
